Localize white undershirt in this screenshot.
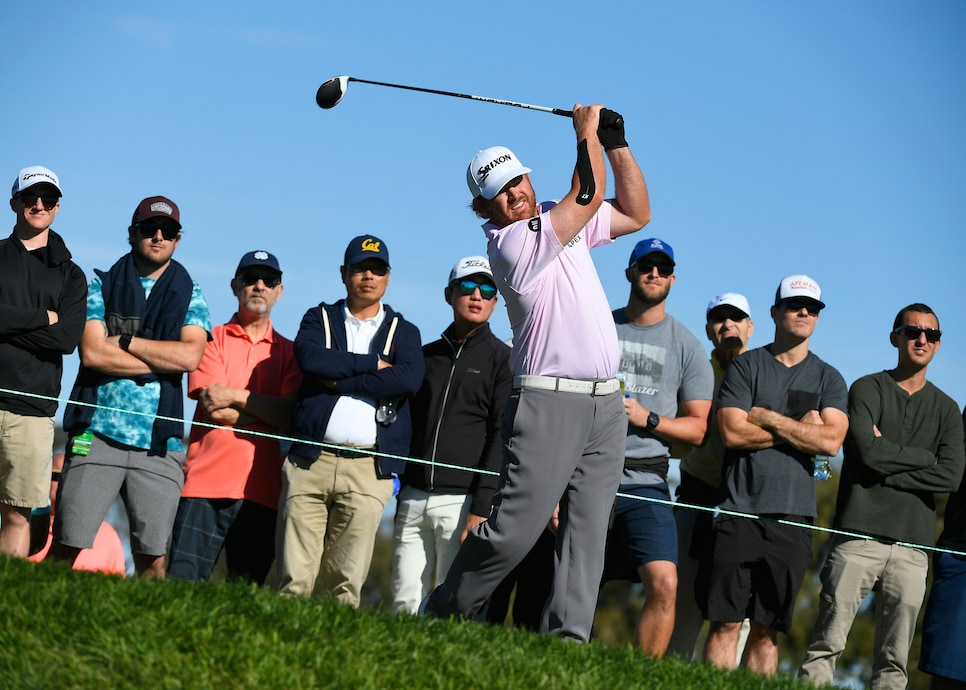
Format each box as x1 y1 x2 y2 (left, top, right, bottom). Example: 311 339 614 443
323 304 386 447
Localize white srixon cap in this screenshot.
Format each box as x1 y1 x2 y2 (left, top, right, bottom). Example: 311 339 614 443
775 274 825 309
466 146 531 199
448 256 493 285
706 293 751 318
12 165 62 198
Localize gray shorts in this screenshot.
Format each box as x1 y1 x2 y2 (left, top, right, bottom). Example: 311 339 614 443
54 433 185 556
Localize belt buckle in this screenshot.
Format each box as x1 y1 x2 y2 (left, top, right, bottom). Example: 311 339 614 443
333 446 371 459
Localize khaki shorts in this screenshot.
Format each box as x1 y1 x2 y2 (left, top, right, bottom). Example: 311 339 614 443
0 410 54 508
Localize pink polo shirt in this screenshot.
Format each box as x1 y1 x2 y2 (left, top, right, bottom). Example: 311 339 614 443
484 200 618 379
181 316 302 509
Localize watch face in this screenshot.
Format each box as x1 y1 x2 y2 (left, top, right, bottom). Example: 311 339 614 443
647 412 660 429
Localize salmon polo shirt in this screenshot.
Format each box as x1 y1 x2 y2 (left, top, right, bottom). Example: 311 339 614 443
181 316 302 509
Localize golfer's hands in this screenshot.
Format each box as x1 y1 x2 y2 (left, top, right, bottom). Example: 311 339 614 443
597 108 627 151
571 103 602 139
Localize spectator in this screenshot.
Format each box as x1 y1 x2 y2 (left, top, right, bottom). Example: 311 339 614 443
53 195 211 579
390 256 511 614
605 237 713 657
274 235 423 607
703 274 848 676
426 102 651 643
667 292 754 661
167 250 302 584
799 303 964 688
918 406 966 690
0 166 86 558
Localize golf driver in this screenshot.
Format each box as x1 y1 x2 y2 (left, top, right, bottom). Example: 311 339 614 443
316 76 574 118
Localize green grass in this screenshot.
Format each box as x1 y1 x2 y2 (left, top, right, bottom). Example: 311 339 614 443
0 556 815 689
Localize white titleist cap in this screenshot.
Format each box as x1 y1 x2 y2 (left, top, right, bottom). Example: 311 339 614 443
12 165 62 198
775 274 825 310
706 293 751 319
448 256 493 285
466 146 531 199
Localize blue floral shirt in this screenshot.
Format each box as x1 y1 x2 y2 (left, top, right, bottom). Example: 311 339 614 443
86 273 211 451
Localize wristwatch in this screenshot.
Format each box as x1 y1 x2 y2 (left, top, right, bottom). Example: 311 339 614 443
119 334 133 352
646 411 660 431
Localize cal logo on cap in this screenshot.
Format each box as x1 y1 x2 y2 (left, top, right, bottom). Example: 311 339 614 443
361 238 381 252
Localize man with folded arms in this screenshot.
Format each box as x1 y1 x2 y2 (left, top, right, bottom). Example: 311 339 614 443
274 235 423 607
0 166 86 558
703 275 848 675
799 303 964 689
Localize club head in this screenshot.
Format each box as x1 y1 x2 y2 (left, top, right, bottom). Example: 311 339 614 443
316 76 350 109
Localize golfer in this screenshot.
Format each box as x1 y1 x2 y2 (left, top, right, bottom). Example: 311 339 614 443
426 103 651 642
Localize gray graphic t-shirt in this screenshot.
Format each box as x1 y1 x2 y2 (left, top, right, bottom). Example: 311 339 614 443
614 310 713 479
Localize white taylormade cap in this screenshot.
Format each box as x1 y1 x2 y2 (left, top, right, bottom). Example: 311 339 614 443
466 146 532 200
12 165 62 198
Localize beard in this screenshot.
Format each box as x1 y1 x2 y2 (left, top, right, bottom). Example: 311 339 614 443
631 280 671 306
240 297 270 315
132 244 172 273
718 335 743 351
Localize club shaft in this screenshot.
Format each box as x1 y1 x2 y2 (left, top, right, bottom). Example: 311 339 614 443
347 78 573 117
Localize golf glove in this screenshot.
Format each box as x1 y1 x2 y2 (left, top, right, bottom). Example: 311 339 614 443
597 108 628 151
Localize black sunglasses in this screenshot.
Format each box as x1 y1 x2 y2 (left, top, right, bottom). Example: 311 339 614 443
635 259 674 277
893 325 942 343
708 308 747 323
20 192 59 209
781 299 822 315
237 271 281 288
349 263 389 276
456 280 497 300
135 223 180 241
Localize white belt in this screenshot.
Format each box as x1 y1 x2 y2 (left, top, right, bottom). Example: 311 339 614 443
513 375 621 396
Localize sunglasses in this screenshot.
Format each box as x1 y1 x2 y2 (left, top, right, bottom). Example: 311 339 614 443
20 192 59 210
893 325 942 343
348 263 389 276
456 280 497 300
708 308 747 323
635 259 674 277
781 299 822 315
135 223 180 241
237 271 281 288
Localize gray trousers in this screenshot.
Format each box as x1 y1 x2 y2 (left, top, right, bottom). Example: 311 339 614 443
426 386 626 642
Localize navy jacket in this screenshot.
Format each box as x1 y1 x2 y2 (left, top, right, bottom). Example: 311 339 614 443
289 300 423 475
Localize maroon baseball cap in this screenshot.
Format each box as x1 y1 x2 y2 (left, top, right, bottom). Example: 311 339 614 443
130 196 181 229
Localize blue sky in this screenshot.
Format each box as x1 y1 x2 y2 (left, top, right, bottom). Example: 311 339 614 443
3 1 965 420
